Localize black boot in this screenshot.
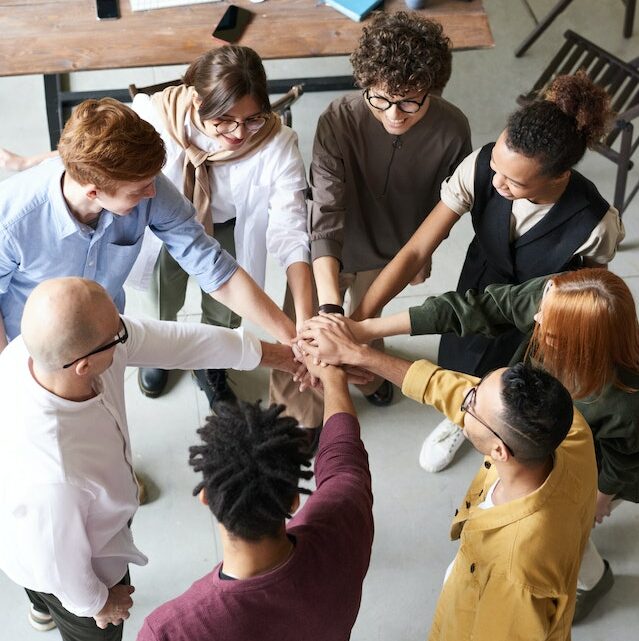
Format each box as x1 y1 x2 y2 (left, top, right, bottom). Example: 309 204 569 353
364 379 394 407
192 369 237 408
138 368 169 398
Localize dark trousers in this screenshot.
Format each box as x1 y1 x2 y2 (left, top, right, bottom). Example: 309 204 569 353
25 571 130 641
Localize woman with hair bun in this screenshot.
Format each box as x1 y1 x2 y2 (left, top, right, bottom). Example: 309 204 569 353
350 72 625 472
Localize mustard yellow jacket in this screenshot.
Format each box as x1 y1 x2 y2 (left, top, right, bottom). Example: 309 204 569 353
402 360 597 641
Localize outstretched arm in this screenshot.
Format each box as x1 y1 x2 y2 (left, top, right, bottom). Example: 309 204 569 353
0 148 58 171
351 201 460 321
212 267 296 344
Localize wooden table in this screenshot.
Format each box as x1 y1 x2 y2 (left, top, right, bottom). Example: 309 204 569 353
0 0 493 145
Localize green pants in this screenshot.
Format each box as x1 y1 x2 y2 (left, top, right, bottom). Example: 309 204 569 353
25 571 130 641
149 219 241 329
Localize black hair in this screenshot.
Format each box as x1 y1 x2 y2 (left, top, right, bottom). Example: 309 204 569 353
506 71 612 177
189 401 313 541
499 363 573 463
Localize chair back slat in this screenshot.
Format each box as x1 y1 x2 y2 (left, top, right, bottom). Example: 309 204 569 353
516 30 639 215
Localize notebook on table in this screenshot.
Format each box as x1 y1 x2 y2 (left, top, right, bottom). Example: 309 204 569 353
323 0 384 22
130 0 221 12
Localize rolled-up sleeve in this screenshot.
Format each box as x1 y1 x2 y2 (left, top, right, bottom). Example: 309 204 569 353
440 148 480 216
308 112 347 264
265 130 311 270
575 206 625 265
401 359 478 427
148 175 238 293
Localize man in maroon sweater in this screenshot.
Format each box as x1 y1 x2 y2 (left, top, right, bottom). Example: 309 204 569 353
137 359 373 641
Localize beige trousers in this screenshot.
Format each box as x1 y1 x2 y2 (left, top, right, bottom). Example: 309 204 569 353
269 267 385 428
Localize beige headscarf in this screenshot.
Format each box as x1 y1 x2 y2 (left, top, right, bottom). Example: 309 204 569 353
151 84 281 235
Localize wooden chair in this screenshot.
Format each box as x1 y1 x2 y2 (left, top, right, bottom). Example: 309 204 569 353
128 81 304 127
516 0 636 57
517 30 639 215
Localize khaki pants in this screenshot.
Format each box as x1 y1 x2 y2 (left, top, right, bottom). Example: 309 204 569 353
269 267 385 428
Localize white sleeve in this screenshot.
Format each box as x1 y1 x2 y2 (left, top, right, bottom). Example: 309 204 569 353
440 148 481 216
122 316 262 371
265 129 311 270
31 484 109 617
574 205 625 264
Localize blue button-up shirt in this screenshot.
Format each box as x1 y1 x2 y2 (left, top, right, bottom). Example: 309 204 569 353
0 159 238 340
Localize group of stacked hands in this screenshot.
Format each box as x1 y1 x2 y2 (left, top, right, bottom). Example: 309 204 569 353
0 9 635 641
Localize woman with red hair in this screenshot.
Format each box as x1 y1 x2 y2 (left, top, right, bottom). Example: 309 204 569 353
302 268 639 622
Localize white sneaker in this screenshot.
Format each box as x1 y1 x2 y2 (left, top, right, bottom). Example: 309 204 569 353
28 605 56 632
419 418 465 472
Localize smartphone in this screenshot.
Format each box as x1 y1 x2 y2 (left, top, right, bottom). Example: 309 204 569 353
96 0 120 20
212 5 253 43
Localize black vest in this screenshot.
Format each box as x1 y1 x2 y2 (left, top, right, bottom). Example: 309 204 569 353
439 142 609 375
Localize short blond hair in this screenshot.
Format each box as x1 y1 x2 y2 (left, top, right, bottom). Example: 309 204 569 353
58 98 165 192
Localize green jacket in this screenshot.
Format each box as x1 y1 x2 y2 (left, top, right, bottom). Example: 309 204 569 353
409 276 639 502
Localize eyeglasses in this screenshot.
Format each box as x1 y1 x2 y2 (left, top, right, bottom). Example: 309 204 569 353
62 318 128 369
212 116 267 135
364 89 429 114
461 387 516 457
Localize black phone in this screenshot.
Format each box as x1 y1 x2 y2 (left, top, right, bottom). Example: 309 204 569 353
96 0 120 20
212 5 253 43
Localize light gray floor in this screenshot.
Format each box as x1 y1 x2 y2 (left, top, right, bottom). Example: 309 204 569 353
1 1 639 639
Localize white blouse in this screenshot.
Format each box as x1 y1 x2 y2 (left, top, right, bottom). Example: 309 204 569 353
128 93 310 290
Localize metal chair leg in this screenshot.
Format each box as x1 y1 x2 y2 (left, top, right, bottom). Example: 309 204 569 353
515 0 574 58
614 122 633 215
623 0 636 38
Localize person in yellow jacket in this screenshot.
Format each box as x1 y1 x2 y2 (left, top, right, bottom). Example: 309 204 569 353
297 314 597 640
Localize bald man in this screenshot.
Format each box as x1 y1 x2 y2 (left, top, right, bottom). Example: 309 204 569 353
0 277 297 641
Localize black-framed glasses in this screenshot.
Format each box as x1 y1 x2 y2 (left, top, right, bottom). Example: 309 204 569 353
364 89 429 114
62 318 128 369
212 115 267 135
461 387 516 457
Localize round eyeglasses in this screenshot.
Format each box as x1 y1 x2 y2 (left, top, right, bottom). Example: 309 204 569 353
364 89 429 114
213 116 267 135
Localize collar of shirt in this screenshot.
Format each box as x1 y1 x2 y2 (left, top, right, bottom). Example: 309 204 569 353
450 449 567 538
46 159 117 240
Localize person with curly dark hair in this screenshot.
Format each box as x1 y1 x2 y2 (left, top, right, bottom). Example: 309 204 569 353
351 71 624 473
307 11 471 411
137 359 373 641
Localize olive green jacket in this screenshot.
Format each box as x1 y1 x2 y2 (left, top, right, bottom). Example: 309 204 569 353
409 276 639 502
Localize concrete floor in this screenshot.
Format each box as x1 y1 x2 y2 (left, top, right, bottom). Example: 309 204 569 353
1 1 638 639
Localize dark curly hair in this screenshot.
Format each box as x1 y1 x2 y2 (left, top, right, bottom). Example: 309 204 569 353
350 11 452 95
506 71 612 177
189 401 313 541
498 363 573 463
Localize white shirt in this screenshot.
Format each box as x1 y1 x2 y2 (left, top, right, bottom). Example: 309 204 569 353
0 316 261 617
440 148 625 264
127 94 310 290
